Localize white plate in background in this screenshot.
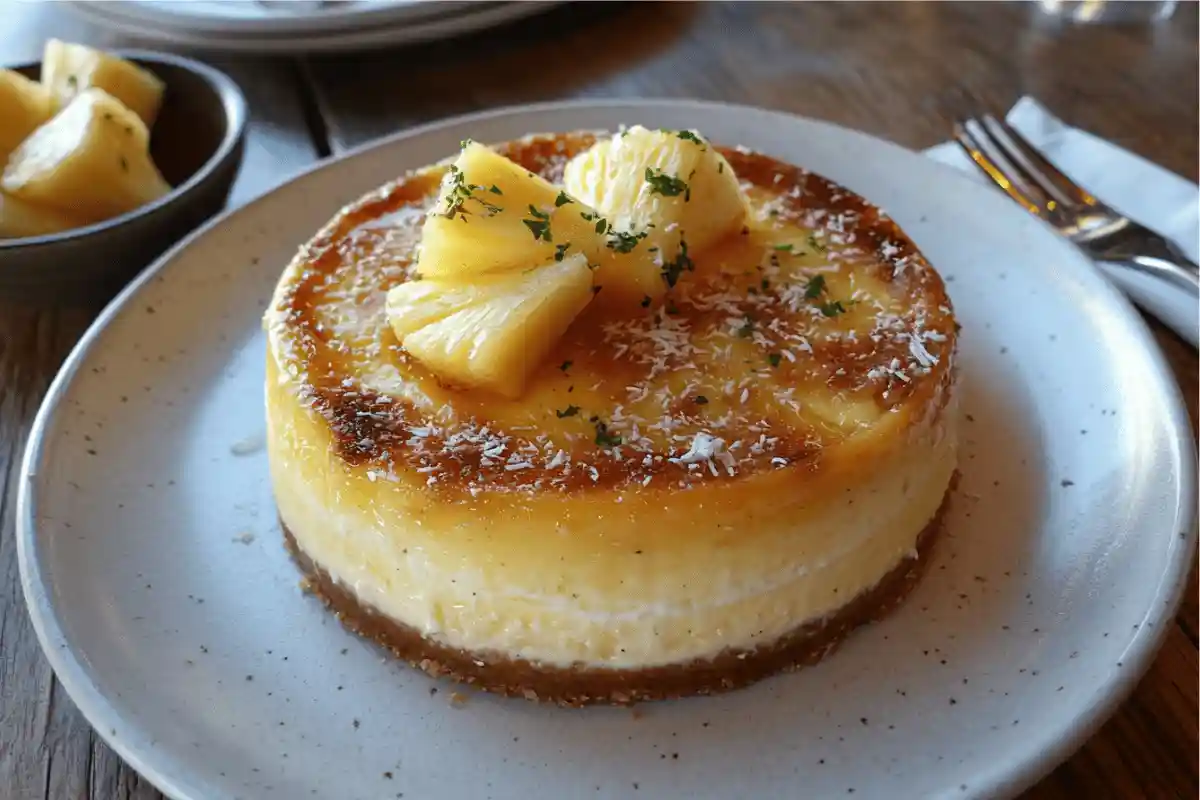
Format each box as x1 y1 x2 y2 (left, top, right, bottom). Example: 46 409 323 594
19 100 1197 800
65 1 561 54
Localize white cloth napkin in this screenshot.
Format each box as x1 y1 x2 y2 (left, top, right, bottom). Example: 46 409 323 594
925 96 1199 345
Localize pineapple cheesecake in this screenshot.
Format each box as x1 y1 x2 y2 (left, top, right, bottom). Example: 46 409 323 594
264 126 960 705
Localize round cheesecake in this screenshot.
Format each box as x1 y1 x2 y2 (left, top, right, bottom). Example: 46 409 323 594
264 132 959 705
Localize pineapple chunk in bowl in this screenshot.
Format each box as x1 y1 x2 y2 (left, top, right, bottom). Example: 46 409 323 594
0 48 247 306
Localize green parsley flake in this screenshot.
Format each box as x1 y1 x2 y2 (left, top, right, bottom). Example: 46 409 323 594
439 165 502 220
737 318 754 338
554 243 571 262
560 360 572 372
804 274 826 299
773 243 794 252
556 405 580 418
644 167 688 198
554 191 573 207
594 218 609 235
661 239 694 288
695 395 709 405
768 353 783 367
523 205 552 242
819 300 846 317
607 229 647 253
640 296 652 308
592 419 622 448
807 233 826 252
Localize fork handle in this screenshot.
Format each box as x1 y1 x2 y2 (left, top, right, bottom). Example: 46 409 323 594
1099 254 1199 347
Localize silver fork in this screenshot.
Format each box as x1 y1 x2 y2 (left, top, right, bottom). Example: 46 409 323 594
954 114 1199 341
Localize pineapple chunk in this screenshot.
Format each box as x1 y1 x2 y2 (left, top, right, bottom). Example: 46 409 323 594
42 39 165 128
0 70 54 165
387 254 594 398
563 126 747 299
416 142 608 279
0 191 86 238
2 89 170 224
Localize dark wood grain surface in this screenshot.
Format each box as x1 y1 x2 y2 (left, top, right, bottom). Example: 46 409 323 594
1 2 1196 798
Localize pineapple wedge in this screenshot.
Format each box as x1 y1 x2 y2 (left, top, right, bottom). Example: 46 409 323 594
0 69 54 165
387 253 594 398
563 125 747 299
416 142 608 279
42 39 165 128
2 88 170 224
0 191 86 238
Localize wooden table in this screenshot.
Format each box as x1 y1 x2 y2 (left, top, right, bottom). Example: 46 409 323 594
1 3 1195 798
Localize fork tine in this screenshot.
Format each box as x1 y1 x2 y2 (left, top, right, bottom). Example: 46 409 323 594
981 115 1097 210
953 120 1047 218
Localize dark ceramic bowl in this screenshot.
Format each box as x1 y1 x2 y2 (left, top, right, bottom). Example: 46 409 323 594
0 50 247 306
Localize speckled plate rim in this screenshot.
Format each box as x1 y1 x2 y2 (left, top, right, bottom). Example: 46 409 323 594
17 98 1198 800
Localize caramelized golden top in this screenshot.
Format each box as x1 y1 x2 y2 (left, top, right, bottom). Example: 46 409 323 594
267 132 957 494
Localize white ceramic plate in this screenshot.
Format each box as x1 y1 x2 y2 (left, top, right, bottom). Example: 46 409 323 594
66 1 561 54
19 100 1197 800
65 0 475 36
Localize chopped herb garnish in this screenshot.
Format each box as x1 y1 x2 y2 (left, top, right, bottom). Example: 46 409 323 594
644 167 688 198
560 360 572 372
768 353 783 368
666 301 679 315
661 238 694 288
554 190 573 207
819 300 847 317
580 211 597 222
460 138 474 149
554 243 570 262
594 218 609 235
718 162 725 174
674 130 705 145
761 278 770 291
488 185 503 195
606 229 647 253
737 318 754 338
773 243 794 252
439 165 502 220
593 420 622 448
523 205 552 242
66 75 77 89
807 233 826 252
694 395 709 405
640 296 652 308
804 274 826 299
556 405 580 418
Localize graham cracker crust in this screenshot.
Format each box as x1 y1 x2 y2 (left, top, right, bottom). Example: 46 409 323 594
281 487 951 707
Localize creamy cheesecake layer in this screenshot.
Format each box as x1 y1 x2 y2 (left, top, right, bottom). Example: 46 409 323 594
268 353 957 669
